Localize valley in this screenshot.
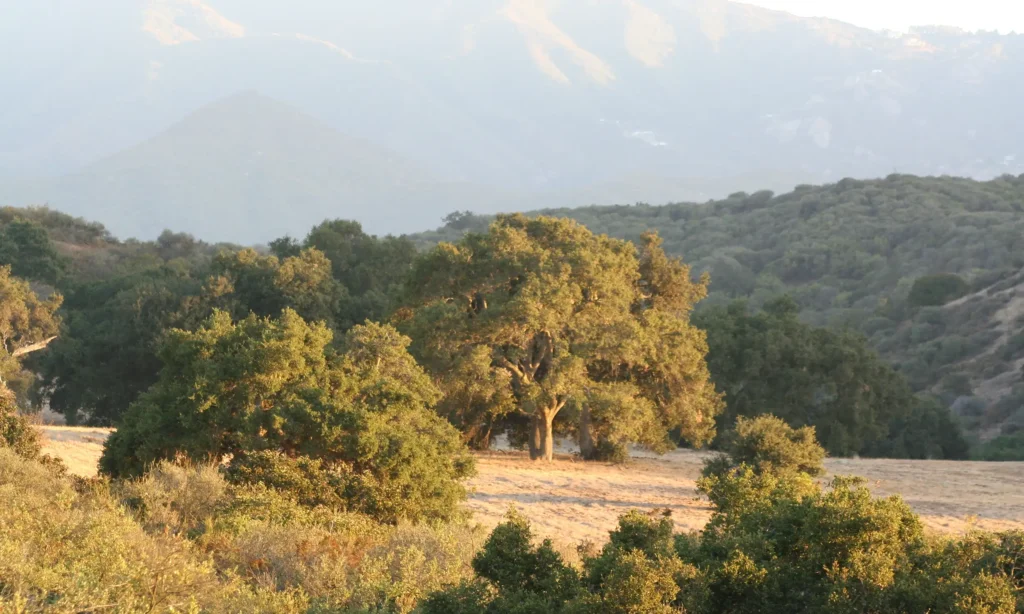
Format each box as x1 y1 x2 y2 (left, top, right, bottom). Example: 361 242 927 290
41 427 1024 544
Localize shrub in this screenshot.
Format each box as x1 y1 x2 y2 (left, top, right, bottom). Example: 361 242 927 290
0 449 279 613
118 460 229 536
0 387 42 459
689 471 1021 614
705 414 826 479
908 273 970 307
425 509 583 613
974 431 1024 461
225 450 347 509
101 312 475 524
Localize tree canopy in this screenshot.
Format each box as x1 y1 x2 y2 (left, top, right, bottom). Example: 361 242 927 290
694 297 968 459
400 214 721 460
417 175 1024 449
0 218 65 284
0 265 62 400
99 310 474 523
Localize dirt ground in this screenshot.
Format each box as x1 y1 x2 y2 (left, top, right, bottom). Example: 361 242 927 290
40 427 1024 545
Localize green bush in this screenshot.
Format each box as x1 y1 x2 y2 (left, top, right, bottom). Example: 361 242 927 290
974 431 1024 461
0 449 287 613
101 312 475 524
225 450 347 509
705 414 826 479
423 509 582 613
0 387 42 459
908 273 971 307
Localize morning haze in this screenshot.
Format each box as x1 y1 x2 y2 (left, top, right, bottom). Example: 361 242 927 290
2 0 1022 240
1 2 1023 612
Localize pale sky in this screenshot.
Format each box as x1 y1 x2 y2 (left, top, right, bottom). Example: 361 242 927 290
741 0 1023 33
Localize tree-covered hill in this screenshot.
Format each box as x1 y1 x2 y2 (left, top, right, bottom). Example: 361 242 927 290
6 173 1024 449
418 174 1024 442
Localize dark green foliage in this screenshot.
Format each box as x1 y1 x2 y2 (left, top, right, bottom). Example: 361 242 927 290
301 219 418 325
39 243 357 425
225 451 346 508
420 581 495 614
100 311 474 523
207 247 346 329
695 298 968 459
706 414 825 479
974 432 1024 461
908 273 971 307
424 509 583 613
37 265 206 425
0 218 66 284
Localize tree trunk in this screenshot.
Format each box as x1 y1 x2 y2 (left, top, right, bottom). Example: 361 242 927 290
528 415 544 460
579 404 595 460
539 412 555 462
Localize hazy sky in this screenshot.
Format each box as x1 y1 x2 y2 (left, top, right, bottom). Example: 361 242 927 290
742 0 1023 33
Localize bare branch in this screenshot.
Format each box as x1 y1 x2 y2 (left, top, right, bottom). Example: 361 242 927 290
496 356 526 381
11 336 58 358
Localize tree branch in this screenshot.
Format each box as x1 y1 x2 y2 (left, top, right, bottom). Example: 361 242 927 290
495 356 526 381
11 336 58 358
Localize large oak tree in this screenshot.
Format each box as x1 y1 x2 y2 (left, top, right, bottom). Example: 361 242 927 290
399 215 721 461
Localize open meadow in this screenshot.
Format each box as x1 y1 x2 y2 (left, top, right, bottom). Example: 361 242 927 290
43 426 1024 546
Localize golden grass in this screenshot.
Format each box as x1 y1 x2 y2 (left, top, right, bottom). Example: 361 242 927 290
41 427 1024 546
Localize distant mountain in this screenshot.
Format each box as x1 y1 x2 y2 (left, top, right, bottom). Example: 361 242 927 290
3 0 1024 238
0 93 526 241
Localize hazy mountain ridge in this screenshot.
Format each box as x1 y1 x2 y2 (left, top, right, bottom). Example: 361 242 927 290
3 0 1024 239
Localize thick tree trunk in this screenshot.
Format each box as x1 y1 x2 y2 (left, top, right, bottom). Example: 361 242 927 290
540 412 555 462
579 404 595 460
528 412 557 461
529 415 544 460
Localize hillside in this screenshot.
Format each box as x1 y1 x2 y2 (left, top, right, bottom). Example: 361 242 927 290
7 174 1024 442
0 93 525 241
4 1 1024 239
415 174 1024 441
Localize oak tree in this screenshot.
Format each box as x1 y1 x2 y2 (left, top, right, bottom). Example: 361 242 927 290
400 215 721 461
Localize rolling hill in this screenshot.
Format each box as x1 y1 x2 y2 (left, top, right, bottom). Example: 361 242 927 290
413 174 1024 442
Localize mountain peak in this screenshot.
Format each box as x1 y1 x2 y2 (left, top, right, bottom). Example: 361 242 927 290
143 0 246 45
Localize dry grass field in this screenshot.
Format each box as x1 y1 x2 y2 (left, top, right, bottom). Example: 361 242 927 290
41 426 1024 546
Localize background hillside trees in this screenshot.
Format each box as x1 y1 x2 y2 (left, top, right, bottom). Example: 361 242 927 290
694 297 968 458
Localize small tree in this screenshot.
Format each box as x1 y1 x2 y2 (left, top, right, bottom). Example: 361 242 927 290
423 509 582 613
709 414 827 479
